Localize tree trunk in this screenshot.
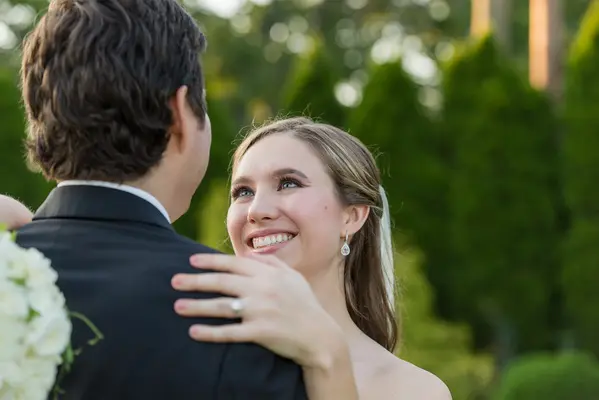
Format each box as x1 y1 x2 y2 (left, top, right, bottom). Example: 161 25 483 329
529 0 564 102
470 0 512 50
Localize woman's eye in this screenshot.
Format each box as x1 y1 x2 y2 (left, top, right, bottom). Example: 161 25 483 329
279 178 301 190
232 187 253 199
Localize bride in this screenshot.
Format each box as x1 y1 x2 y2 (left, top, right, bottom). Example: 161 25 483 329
171 117 452 399
0 117 450 399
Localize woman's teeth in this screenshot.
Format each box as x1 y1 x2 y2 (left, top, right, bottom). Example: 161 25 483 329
253 233 294 249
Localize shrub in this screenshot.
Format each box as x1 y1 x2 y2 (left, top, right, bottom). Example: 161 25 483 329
493 352 599 400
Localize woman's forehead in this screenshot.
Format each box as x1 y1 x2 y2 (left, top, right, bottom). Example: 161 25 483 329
233 135 323 177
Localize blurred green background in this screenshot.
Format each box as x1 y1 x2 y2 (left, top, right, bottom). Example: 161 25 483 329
3 0 599 398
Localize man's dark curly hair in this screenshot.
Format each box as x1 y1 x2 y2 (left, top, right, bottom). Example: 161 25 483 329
20 0 207 182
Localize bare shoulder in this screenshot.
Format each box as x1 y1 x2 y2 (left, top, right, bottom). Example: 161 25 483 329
365 353 452 400
392 358 452 399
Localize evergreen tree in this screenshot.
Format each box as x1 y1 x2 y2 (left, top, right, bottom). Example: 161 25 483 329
0 68 54 209
444 35 560 356
348 60 453 321
283 40 346 127
562 0 599 357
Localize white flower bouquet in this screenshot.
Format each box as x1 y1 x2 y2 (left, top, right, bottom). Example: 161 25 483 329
0 230 102 399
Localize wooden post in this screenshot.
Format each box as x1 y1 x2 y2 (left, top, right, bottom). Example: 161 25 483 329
470 0 512 50
529 0 563 102
471 0 492 38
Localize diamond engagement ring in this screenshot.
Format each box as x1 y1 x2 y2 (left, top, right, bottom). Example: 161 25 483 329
230 298 244 317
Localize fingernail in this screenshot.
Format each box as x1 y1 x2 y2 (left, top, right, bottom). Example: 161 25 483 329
174 300 187 311
190 255 202 265
172 275 183 288
189 325 202 337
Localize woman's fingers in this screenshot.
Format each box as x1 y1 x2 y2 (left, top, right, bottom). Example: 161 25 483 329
174 297 248 319
189 254 273 276
172 273 249 296
188 323 257 342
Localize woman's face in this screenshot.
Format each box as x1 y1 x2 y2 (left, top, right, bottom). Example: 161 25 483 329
227 133 346 275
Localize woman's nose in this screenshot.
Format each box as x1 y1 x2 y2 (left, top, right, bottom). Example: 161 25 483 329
247 192 279 223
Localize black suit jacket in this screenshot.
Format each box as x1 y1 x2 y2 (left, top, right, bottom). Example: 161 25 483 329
16 185 307 400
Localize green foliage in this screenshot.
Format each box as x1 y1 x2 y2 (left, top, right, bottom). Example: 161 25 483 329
562 0 599 357
196 178 232 253
349 60 453 324
443 35 560 352
0 68 54 210
282 40 346 127
399 250 495 400
492 352 599 400
173 95 237 240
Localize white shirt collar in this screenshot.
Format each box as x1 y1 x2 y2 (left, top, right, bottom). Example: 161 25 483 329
56 180 171 223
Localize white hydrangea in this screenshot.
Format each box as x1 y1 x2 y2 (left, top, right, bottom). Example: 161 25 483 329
0 231 72 400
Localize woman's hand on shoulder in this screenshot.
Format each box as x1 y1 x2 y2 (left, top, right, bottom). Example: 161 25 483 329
171 253 346 368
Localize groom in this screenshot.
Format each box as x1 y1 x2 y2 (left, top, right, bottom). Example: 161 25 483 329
14 0 306 399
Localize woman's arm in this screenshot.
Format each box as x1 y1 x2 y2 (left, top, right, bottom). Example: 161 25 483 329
0 195 33 229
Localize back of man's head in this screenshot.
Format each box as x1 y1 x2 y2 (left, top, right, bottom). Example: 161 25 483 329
21 0 207 183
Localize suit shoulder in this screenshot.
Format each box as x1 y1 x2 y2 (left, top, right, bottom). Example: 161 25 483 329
172 232 222 255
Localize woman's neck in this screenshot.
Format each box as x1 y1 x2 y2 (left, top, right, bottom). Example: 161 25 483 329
307 264 365 343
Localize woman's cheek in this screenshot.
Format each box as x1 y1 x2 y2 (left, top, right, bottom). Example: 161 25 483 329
227 205 246 253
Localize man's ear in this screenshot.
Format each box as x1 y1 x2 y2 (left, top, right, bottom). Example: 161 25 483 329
167 85 191 154
342 205 370 238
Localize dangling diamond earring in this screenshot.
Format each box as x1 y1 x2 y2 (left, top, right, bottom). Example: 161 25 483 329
341 231 350 257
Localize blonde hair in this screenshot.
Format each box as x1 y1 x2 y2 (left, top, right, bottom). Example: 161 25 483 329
232 117 398 351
